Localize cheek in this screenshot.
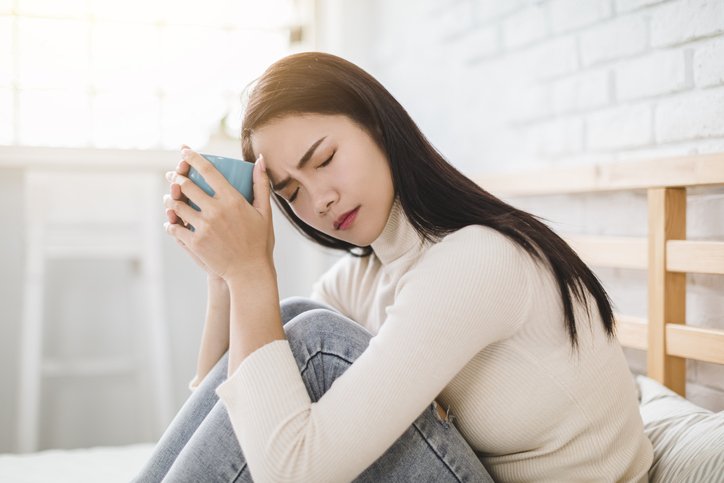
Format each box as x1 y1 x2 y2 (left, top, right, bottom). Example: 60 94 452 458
286 200 314 224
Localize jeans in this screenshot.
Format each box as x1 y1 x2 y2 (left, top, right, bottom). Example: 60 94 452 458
132 296 494 482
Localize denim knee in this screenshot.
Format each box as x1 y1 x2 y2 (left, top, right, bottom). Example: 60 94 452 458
283 309 373 400
284 308 371 347
280 296 338 325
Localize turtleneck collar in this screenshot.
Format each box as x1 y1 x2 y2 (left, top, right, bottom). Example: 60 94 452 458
370 197 427 265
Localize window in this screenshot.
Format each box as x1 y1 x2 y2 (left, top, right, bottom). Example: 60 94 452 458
0 0 312 149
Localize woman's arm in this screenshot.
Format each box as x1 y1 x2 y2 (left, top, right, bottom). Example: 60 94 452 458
214 226 533 482
226 262 286 375
165 152 233 390
188 275 231 390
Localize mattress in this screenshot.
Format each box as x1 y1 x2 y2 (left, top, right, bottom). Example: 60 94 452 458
0 443 154 482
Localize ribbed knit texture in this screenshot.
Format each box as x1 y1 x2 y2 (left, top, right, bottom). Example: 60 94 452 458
215 198 653 482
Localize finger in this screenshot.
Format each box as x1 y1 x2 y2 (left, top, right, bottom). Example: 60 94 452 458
166 208 183 226
166 171 189 208
170 181 186 201
164 193 201 227
172 172 214 211
163 186 184 224
178 145 191 174
165 208 175 223
252 153 272 215
181 147 231 198
164 220 194 246
177 160 190 176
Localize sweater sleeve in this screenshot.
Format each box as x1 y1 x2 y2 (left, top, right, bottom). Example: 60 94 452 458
215 226 535 482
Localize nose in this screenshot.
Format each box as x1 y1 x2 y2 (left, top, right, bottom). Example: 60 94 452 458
313 188 336 215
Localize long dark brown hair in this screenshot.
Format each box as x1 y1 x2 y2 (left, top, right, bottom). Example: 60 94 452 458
240 52 615 349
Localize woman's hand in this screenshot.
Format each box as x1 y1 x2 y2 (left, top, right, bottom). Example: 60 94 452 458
164 146 221 280
163 146 275 281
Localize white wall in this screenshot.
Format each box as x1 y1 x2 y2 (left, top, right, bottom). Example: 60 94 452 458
334 0 724 410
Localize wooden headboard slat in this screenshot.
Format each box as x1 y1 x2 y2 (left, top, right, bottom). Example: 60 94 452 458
666 325 724 365
478 152 724 196
648 188 687 395
667 240 724 275
565 235 647 269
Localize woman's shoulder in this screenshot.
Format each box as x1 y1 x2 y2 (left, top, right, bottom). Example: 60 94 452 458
435 224 532 262
411 223 539 289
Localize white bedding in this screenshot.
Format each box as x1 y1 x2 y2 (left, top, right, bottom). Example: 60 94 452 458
0 443 154 482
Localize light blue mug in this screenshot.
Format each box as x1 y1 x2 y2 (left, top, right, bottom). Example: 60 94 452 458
187 153 255 211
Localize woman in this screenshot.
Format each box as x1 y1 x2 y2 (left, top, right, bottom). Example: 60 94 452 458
135 52 653 482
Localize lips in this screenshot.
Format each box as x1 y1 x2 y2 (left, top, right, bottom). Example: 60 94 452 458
335 206 359 230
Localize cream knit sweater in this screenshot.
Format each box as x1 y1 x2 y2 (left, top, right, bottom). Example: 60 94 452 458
215 198 653 482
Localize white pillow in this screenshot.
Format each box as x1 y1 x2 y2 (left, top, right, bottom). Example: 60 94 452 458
637 375 724 483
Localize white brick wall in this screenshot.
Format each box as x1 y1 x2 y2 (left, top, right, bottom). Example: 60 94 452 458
656 88 724 142
550 0 613 34
355 0 724 410
551 68 610 113
651 0 724 47
587 103 652 149
614 49 689 100
502 4 548 49
580 14 649 66
694 37 724 87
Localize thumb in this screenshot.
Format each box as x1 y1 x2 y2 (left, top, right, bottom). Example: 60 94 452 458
252 153 271 214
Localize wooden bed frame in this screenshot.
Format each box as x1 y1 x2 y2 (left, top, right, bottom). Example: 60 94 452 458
477 153 724 397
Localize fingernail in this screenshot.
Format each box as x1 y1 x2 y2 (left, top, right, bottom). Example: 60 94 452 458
165 171 173 181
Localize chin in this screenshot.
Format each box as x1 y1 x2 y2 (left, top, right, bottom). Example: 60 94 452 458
332 230 378 249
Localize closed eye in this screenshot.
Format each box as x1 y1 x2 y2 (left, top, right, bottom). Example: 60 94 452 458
287 152 334 204
319 153 334 168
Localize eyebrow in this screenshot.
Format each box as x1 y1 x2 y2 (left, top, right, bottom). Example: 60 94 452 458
269 136 327 192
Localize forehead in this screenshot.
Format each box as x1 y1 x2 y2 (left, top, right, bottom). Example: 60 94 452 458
251 113 349 152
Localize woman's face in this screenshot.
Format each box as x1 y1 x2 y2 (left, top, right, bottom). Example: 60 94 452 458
251 113 395 247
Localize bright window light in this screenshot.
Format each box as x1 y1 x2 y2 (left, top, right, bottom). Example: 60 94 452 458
0 88 12 144
18 17 89 88
18 88 91 147
91 22 161 90
18 0 87 17
0 17 12 85
2 0 307 149
93 89 161 149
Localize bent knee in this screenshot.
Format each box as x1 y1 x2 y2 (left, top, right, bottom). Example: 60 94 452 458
284 309 373 361
280 296 335 324
285 308 371 342
285 308 345 332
